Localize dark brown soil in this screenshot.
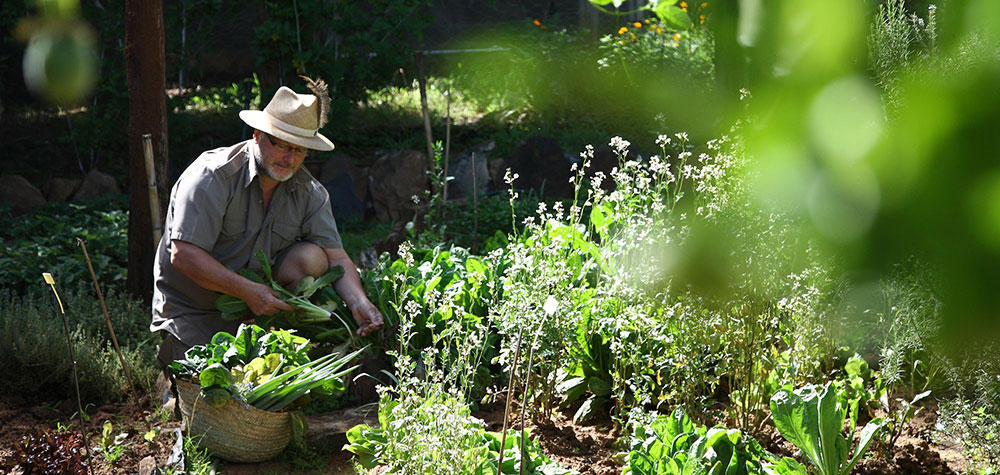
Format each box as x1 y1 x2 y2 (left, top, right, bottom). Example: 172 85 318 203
0 394 182 474
474 401 622 475
0 391 972 474
0 393 358 474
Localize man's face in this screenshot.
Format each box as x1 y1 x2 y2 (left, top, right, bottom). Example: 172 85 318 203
255 131 308 183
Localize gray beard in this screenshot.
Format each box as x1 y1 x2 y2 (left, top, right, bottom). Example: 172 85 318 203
254 149 293 183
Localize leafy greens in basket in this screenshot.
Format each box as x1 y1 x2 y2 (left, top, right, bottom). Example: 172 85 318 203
169 323 363 411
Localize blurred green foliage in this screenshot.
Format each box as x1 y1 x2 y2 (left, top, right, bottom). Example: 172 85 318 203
723 0 1000 350
0 195 128 298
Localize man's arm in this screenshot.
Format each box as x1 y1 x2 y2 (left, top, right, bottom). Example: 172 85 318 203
324 248 384 336
171 240 292 316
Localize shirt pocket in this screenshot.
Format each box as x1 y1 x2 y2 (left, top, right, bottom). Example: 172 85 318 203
271 222 300 253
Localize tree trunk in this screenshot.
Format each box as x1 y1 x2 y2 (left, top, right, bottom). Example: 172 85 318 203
125 0 169 303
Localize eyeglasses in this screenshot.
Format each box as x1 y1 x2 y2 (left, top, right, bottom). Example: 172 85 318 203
262 133 309 157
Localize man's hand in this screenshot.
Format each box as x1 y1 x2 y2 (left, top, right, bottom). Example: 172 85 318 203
350 299 384 337
243 281 293 316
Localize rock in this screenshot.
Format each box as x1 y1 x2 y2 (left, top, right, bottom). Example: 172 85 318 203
0 174 46 212
488 158 507 191
42 177 82 203
72 169 120 201
324 173 365 223
369 150 428 222
319 153 368 202
138 455 157 475
320 153 368 223
506 135 573 199
445 140 494 200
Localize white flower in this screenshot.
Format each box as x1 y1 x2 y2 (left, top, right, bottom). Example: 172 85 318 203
543 295 559 315
656 134 671 148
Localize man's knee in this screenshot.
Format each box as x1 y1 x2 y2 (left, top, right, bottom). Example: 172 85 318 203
276 241 329 287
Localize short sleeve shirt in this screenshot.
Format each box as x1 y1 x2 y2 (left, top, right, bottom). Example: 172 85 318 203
150 140 341 347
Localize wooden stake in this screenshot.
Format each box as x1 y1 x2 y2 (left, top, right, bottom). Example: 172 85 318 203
414 52 436 197
142 134 162 247
472 152 479 253
78 238 139 402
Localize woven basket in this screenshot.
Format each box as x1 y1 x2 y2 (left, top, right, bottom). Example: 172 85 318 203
176 379 291 463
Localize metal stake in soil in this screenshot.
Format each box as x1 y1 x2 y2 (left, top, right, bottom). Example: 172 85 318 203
43 273 94 474
77 238 139 401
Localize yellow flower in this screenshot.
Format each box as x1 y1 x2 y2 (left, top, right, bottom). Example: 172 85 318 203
618 26 628 35
699 14 706 24
680 1 688 11
673 33 682 41
633 21 642 28
700 2 708 8
533 19 541 26
656 27 663 34
540 25 548 30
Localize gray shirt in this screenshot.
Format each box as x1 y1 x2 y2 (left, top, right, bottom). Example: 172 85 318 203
150 140 341 347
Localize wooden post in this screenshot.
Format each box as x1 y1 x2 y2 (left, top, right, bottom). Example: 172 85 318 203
472 152 478 253
142 134 162 247
414 51 436 196
443 83 451 203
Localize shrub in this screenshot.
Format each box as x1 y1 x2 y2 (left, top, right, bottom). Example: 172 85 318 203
0 291 158 404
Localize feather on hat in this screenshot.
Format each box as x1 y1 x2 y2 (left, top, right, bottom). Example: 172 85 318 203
238 76 334 151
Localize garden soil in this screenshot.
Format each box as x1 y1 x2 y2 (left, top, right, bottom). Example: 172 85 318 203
0 393 972 473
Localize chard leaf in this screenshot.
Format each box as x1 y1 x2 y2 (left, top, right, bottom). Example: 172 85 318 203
234 323 267 363
301 265 345 298
294 276 316 296
843 418 885 475
216 295 248 320
771 386 823 470
202 388 231 408
199 363 232 390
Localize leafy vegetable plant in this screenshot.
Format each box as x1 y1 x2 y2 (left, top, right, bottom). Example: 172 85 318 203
769 383 886 475
622 407 780 475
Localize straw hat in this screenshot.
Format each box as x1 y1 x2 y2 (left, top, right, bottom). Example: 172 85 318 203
239 77 334 151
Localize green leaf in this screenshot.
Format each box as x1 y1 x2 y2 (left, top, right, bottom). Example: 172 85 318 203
203 387 231 408
770 386 823 470
654 3 689 30
293 276 316 296
216 294 249 320
301 265 345 298
573 396 605 424
590 204 609 239
589 376 612 397
844 354 869 379
817 385 848 475
842 418 885 475
199 363 232 389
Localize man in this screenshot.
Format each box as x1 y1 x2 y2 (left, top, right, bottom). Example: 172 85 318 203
151 77 383 370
